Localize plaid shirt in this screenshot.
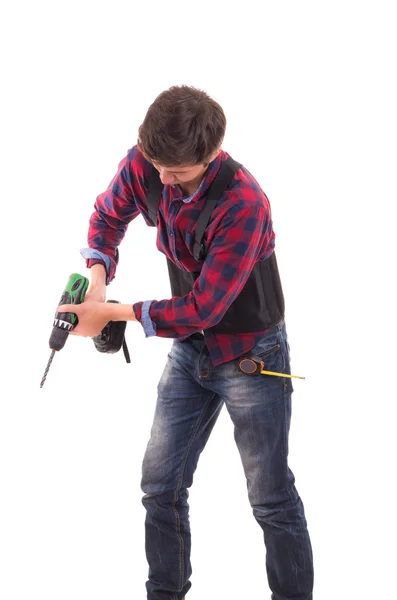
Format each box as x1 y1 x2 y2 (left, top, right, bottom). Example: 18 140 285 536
83 146 277 366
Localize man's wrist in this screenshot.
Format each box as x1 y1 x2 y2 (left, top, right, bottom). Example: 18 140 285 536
105 303 136 322
90 263 107 286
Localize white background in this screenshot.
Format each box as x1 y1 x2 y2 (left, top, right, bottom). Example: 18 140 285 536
1 1 396 599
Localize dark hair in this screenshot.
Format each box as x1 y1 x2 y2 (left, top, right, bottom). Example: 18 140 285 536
137 85 226 167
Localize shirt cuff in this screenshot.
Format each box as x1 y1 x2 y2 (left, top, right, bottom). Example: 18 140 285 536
139 300 157 337
80 248 111 284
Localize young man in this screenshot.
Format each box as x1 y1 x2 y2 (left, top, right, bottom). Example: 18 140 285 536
59 85 314 600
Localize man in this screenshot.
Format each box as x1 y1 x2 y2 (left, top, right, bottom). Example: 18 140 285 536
58 85 314 600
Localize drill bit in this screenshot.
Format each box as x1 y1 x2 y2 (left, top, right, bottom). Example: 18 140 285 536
40 350 56 388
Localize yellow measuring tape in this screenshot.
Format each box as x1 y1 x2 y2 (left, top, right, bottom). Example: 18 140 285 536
261 369 305 380
239 357 305 380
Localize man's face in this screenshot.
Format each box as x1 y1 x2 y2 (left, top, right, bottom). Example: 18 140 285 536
152 160 207 186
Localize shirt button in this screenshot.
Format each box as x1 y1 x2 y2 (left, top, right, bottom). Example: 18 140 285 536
169 231 174 237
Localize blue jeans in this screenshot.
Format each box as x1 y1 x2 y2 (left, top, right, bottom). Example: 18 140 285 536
141 322 314 600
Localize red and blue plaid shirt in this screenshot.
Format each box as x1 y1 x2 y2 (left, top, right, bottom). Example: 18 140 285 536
83 146 277 366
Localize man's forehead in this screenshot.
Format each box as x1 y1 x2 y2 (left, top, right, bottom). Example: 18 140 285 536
153 160 195 172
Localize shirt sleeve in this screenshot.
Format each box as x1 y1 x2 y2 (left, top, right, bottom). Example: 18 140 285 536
133 201 274 338
85 149 141 283
79 248 112 284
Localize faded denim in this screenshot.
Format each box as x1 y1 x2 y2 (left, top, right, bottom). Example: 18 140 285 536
141 322 314 600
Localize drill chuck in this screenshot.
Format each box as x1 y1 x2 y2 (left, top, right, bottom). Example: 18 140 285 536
49 326 70 352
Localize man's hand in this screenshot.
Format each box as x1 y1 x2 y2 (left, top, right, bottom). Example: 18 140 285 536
57 300 137 337
57 301 112 337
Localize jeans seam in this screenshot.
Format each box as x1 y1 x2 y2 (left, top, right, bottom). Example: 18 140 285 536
198 345 212 379
172 391 217 592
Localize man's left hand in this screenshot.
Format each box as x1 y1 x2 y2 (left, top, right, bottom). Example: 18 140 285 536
57 301 113 337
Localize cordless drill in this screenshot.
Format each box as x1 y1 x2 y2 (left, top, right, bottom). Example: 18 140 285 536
40 273 89 387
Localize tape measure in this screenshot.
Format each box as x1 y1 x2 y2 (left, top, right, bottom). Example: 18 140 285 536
238 356 305 380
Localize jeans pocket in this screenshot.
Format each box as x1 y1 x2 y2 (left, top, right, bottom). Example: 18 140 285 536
257 343 281 359
247 338 284 375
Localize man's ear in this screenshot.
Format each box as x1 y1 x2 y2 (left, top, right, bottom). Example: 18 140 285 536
210 147 222 162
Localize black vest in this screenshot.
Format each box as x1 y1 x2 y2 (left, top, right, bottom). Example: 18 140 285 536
146 157 285 334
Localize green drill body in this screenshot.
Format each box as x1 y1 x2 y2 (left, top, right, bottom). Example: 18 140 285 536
40 273 89 387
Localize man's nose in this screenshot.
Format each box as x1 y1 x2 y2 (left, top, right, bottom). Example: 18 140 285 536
159 169 176 185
